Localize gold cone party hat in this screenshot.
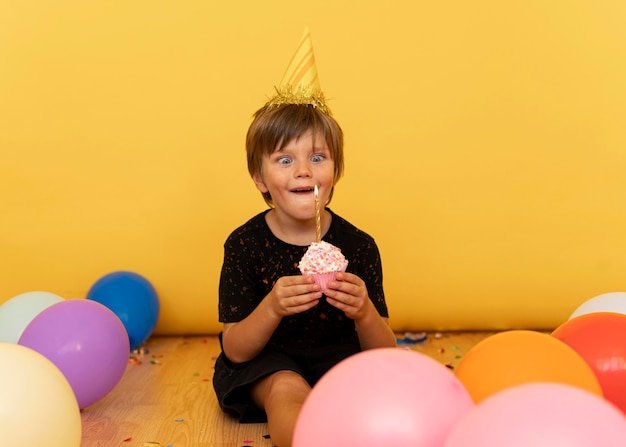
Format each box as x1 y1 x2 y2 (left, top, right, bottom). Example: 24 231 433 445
264 28 331 115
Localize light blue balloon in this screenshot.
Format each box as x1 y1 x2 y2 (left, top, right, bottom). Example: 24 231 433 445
0 291 64 343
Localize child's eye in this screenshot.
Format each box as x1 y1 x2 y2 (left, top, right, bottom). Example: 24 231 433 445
277 156 292 165
311 154 325 163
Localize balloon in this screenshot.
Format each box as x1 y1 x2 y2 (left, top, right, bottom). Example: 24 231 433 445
87 271 160 349
444 383 626 447
0 343 81 446
19 299 130 409
0 291 64 343
455 330 602 403
293 348 474 447
552 312 626 414
570 291 626 319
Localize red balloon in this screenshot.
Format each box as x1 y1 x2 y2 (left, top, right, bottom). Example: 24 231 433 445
552 312 626 413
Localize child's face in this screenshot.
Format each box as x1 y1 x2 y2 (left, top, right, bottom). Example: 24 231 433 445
253 129 335 222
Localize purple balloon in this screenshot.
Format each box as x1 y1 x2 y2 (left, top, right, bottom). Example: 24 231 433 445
18 299 130 409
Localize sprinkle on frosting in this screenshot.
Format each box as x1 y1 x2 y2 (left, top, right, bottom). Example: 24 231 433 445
298 241 348 274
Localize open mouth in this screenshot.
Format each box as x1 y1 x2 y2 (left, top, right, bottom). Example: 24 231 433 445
291 187 315 194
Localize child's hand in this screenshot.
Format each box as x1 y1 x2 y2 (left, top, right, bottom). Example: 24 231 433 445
268 275 322 317
324 272 376 321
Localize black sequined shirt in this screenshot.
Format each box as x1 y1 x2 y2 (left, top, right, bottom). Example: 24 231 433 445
218 209 388 351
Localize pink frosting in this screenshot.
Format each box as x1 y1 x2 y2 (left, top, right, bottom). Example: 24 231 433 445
298 241 348 274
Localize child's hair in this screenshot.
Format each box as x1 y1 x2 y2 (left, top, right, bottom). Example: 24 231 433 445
246 103 344 207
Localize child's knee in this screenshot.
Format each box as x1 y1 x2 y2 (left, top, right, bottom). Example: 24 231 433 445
253 370 310 407
269 370 310 395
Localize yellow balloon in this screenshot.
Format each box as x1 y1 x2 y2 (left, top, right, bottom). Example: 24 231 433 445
0 343 81 446
455 330 603 403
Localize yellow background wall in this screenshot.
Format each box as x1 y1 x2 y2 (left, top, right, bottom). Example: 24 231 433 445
2 1 625 334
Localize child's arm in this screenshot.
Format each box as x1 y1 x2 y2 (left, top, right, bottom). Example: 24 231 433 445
221 275 323 364
324 271 397 350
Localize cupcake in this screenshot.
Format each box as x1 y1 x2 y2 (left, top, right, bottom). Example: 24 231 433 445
298 241 349 292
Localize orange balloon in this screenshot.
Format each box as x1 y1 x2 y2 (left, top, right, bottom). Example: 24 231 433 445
455 330 602 403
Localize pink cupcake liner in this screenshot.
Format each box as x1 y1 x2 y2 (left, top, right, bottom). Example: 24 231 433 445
311 272 337 293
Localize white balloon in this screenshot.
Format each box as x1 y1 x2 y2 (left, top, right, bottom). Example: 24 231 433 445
0 291 64 343
570 291 626 320
0 343 81 446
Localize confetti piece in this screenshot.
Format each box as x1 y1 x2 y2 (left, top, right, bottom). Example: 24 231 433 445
193 372 199 376
396 332 427 344
434 332 443 339
451 345 459 350
175 418 184 422
144 443 163 447
405 331 428 342
123 437 132 442
150 359 162 365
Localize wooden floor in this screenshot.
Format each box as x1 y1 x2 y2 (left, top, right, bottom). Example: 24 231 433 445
80 332 495 447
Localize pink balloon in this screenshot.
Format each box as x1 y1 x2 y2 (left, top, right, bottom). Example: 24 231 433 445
18 299 130 409
444 383 626 447
293 348 474 447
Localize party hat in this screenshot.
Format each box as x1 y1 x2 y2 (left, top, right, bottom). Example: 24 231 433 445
264 28 331 115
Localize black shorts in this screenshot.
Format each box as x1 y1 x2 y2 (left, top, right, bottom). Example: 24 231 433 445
213 338 361 423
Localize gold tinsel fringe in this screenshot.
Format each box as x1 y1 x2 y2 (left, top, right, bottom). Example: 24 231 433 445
264 85 332 116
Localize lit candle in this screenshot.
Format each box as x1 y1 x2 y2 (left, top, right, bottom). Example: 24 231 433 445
314 185 321 243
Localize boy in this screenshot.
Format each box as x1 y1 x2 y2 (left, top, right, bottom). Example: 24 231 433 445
213 29 396 447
